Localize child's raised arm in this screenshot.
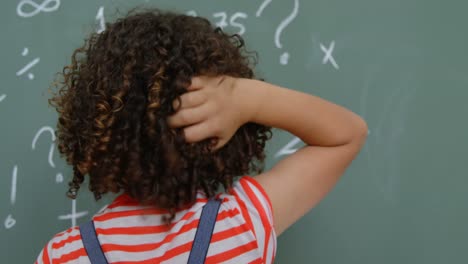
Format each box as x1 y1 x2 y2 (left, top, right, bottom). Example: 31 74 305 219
168 76 368 235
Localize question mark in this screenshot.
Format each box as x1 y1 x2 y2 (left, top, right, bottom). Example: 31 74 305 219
275 0 299 65
256 0 272 17
257 0 300 65
32 126 64 183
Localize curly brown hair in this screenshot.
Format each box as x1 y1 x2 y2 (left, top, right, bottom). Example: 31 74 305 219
49 8 272 222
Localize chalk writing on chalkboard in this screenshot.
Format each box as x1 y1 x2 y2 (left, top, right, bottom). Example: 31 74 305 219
32 126 64 183
186 10 197 17
255 0 299 65
275 136 303 158
213 12 248 35
186 10 247 36
274 0 299 65
3 1 339 234
96 6 106 34
321 41 339 70
16 48 40 80
4 214 16 229
17 0 61 18
4 165 18 229
10 166 18 207
256 0 272 17
58 200 88 228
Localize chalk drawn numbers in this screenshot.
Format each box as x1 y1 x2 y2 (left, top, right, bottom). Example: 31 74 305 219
211 12 248 35
213 12 229 28
229 13 248 35
17 0 60 18
185 11 247 35
4 214 16 229
4 166 19 229
16 47 40 80
96 6 106 34
10 166 18 206
321 41 339 70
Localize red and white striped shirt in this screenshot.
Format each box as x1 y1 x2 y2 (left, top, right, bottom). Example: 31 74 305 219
35 176 276 263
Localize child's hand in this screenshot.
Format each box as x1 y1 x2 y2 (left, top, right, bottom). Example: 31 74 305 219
167 76 249 150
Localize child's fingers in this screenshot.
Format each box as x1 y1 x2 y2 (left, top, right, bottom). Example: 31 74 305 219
172 90 206 110
182 121 215 143
167 104 211 128
188 76 205 91
210 137 227 151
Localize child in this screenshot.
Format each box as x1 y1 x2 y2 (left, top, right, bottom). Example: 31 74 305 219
35 9 367 264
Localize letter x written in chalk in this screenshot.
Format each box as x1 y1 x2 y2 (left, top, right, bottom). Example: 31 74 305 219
320 41 339 70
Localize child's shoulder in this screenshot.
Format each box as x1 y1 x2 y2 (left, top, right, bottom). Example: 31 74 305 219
35 226 85 264
230 175 273 212
223 175 275 234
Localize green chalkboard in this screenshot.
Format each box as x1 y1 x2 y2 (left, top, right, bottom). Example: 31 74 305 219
1 0 467 263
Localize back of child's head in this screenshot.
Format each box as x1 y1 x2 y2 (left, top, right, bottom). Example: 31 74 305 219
50 8 271 221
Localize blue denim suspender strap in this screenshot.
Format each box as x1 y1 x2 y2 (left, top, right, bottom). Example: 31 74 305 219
80 220 108 264
187 198 221 264
79 198 221 264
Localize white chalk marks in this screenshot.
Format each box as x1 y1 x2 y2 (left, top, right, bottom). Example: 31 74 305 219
32 126 56 167
360 68 418 204
256 0 272 17
258 0 300 65
10 166 18 205
58 200 88 228
0 94 6 103
213 12 248 35
16 48 40 80
4 165 19 229
4 214 16 229
17 0 60 18
320 41 339 70
32 126 63 183
186 10 197 17
274 0 299 65
95 6 106 34
275 136 303 158
185 11 247 35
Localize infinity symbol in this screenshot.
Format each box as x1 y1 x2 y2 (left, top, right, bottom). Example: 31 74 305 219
17 0 60 18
